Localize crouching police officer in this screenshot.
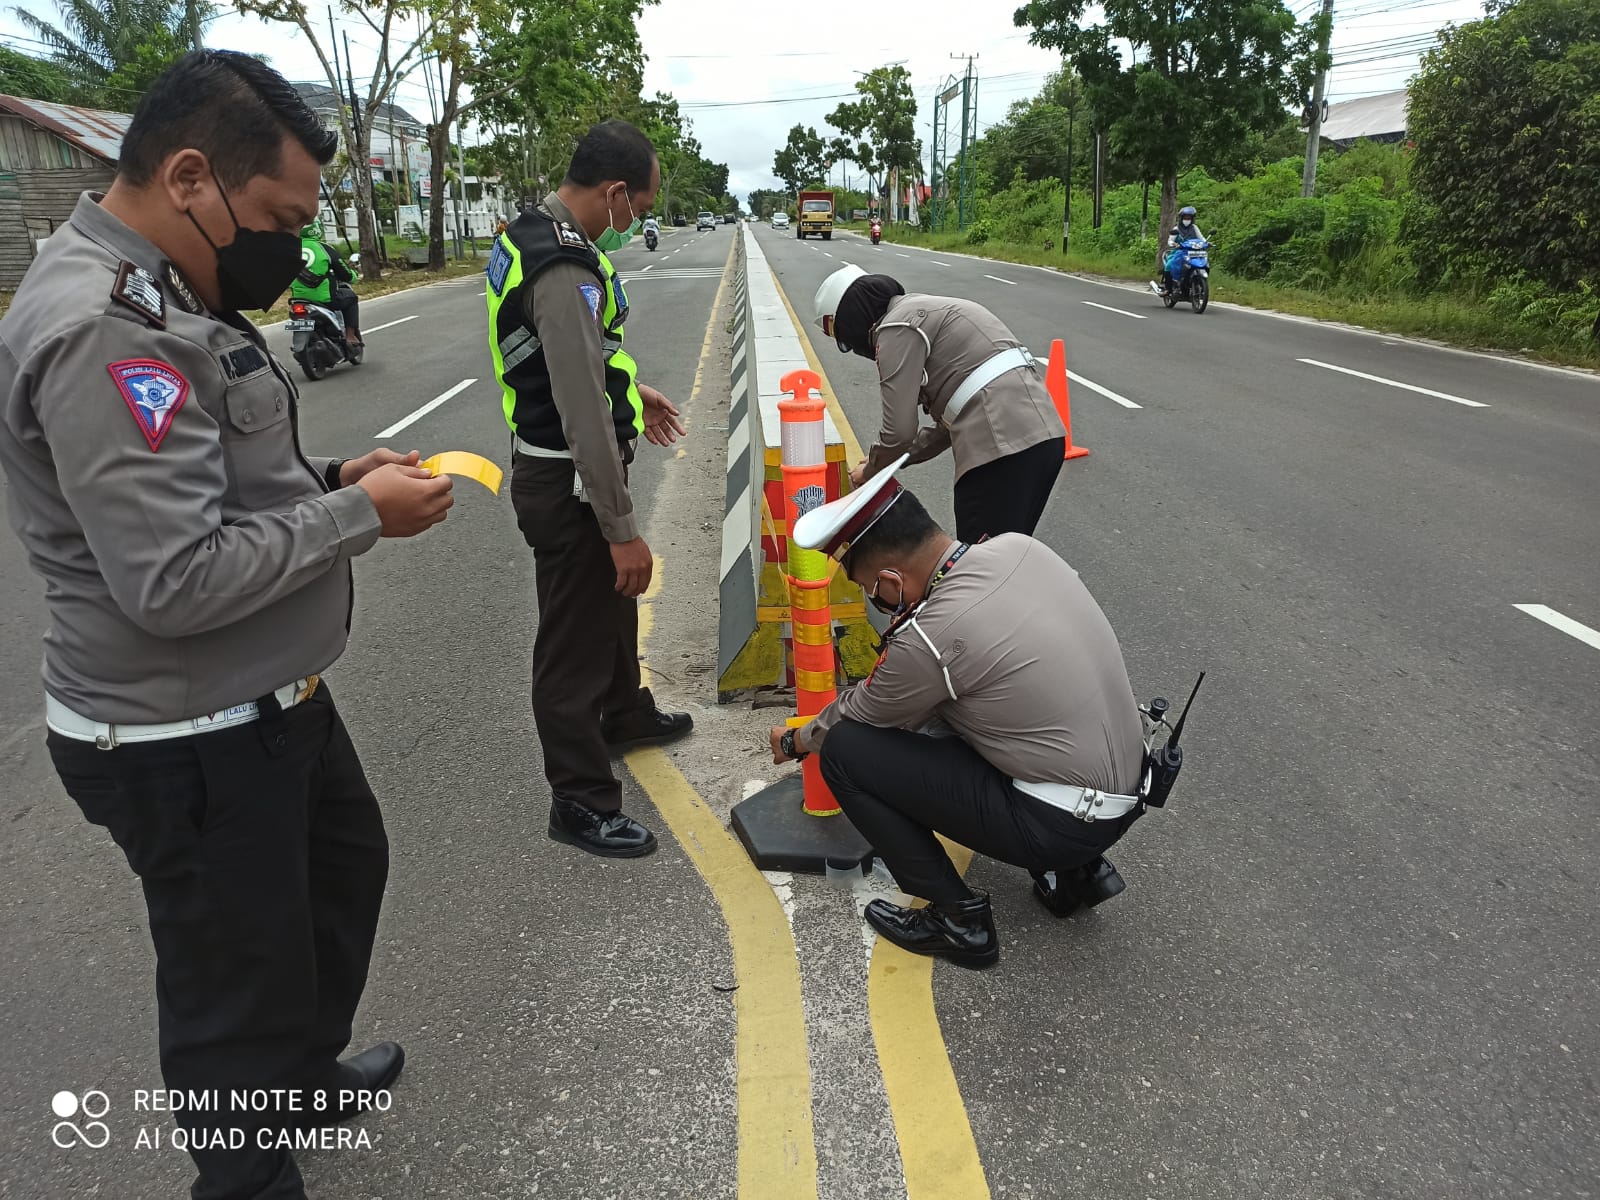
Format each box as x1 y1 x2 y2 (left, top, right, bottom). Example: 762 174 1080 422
488 119 691 858
769 458 1144 969
0 52 453 1198
812 266 1067 543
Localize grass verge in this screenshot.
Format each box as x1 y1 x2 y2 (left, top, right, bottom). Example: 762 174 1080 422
871 225 1600 370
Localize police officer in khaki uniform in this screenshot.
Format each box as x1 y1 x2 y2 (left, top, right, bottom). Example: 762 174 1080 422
0 52 452 1198
490 120 691 858
812 266 1067 542
768 459 1145 969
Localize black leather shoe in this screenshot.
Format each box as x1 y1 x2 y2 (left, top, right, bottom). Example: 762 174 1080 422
548 800 658 858
301 1042 404 1128
1032 856 1127 919
603 689 693 749
864 893 998 969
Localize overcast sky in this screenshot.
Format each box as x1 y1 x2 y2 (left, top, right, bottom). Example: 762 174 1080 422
1 0 1487 201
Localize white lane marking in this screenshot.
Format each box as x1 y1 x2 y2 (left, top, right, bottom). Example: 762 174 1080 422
930 260 950 267
1067 369 1141 410
1297 358 1488 408
477 290 486 297
1083 300 1146 320
1513 604 1600 652
984 274 1017 286
896 252 911 258
640 264 653 272
363 314 419 335
375 378 476 438
824 252 833 258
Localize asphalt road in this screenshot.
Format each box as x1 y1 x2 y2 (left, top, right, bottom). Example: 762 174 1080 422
1 210 1596 1200
757 222 1600 1199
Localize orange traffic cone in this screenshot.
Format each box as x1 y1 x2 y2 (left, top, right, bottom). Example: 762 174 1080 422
1045 338 1090 460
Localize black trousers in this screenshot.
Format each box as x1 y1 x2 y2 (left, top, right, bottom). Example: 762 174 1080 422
511 454 651 813
47 685 388 1200
329 286 360 338
819 720 1137 906
952 436 1066 543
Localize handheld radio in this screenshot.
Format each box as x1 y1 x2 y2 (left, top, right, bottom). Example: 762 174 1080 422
1139 671 1205 809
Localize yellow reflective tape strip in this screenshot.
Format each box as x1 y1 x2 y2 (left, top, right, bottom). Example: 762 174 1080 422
794 667 835 693
791 622 833 646
421 451 503 494
758 603 866 623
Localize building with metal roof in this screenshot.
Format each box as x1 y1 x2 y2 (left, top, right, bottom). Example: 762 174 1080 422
1321 90 1409 148
0 94 131 288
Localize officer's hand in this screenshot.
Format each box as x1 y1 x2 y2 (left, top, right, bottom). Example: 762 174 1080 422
610 537 653 597
340 448 421 486
639 384 687 448
769 725 790 764
849 460 868 488
356 464 454 537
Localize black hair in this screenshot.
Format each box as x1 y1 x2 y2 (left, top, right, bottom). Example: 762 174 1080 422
119 50 338 190
563 119 658 194
844 488 943 574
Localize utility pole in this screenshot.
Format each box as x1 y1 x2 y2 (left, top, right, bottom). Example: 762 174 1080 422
1302 0 1335 196
187 0 203 49
1061 77 1075 253
1093 130 1103 228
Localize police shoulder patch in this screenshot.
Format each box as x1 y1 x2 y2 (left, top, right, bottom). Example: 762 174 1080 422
576 282 604 325
557 223 587 248
110 261 165 328
108 359 189 451
486 239 513 295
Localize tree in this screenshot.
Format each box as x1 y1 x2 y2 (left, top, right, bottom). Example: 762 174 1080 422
0 44 82 103
772 123 827 194
1015 0 1324 261
11 0 210 106
234 0 427 279
827 64 918 218
1404 0 1600 292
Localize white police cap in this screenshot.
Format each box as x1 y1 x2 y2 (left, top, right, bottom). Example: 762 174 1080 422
792 453 911 560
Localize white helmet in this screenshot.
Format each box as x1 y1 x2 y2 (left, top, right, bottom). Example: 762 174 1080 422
813 264 867 350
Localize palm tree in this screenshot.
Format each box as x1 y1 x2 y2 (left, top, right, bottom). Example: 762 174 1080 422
12 0 213 100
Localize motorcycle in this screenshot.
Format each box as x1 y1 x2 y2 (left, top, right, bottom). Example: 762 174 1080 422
286 287 363 381
869 218 882 246
644 227 659 251
1151 238 1211 314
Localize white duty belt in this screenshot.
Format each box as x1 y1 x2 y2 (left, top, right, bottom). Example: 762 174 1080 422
513 434 572 460
942 346 1035 425
46 676 322 750
1011 779 1141 822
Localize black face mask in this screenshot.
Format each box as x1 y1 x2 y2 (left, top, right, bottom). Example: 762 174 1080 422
186 175 304 311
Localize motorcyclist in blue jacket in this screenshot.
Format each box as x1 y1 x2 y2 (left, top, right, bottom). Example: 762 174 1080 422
1161 206 1206 292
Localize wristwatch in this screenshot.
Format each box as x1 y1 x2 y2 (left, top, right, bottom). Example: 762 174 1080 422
780 728 808 760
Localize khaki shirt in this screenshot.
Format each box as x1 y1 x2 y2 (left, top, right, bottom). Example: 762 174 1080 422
799 534 1145 795
520 191 636 543
0 193 382 723
864 294 1065 482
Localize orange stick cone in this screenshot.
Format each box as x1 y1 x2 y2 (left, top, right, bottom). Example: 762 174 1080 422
1046 338 1090 460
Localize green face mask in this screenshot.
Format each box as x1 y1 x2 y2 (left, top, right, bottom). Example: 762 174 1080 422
595 185 641 252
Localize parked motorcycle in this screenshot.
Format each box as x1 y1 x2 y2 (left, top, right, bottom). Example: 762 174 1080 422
870 218 882 245
644 227 659 251
1151 238 1211 314
287 289 363 381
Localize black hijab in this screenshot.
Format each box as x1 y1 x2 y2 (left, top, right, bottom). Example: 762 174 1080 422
833 274 905 358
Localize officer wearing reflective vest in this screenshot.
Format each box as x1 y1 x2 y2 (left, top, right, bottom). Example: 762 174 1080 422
487 119 691 859
812 265 1067 543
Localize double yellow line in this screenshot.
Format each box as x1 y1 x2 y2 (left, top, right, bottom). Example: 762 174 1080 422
626 235 989 1199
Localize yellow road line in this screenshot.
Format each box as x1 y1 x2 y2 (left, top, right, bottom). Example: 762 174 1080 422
868 842 991 1200
768 270 865 465
768 257 991 1199
627 238 819 1198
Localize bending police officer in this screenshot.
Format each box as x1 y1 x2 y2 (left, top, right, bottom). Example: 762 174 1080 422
0 52 453 1199
770 459 1145 969
812 266 1067 542
487 119 691 858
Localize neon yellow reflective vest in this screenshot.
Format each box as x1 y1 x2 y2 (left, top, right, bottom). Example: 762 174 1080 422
485 208 644 451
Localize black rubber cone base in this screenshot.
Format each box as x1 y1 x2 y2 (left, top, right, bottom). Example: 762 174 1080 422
730 775 873 874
